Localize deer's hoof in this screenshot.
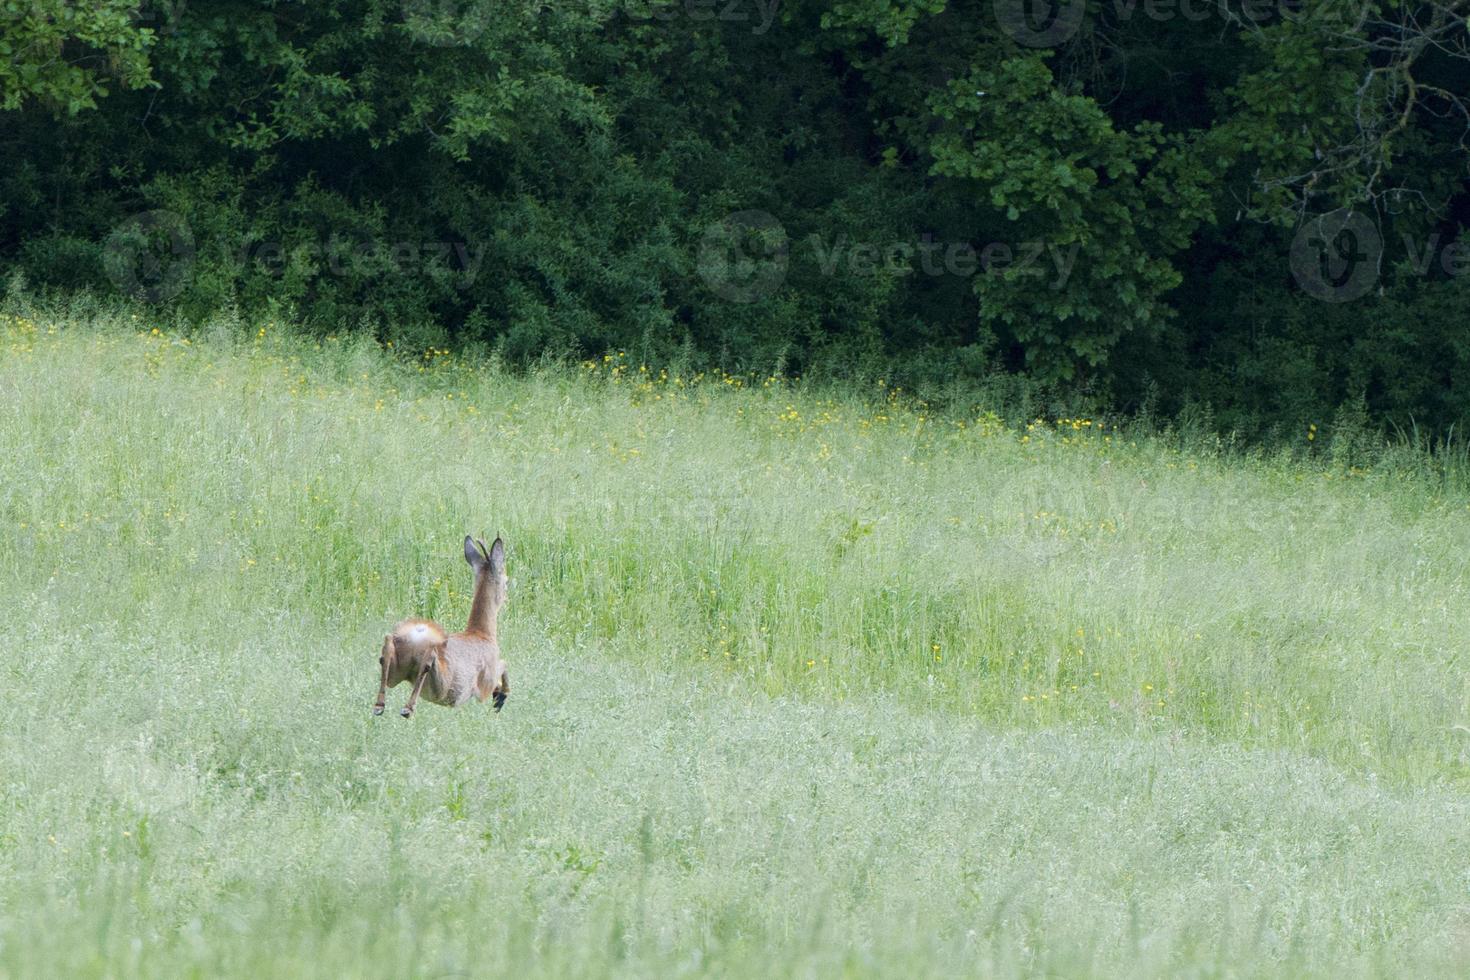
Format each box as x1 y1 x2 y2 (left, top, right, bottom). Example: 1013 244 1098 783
372 704 384 716
400 708 414 719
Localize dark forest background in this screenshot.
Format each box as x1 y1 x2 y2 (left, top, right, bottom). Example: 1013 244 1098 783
4 0 1469 437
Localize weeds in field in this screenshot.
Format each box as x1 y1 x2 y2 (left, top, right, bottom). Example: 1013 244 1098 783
1 310 1467 977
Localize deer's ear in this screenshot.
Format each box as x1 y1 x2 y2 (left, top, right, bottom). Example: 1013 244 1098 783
488 537 505 576
464 535 483 569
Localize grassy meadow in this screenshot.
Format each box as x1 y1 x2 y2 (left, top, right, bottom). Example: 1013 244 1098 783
1 309 1468 977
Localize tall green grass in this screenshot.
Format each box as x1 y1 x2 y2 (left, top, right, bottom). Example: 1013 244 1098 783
1 309 1467 977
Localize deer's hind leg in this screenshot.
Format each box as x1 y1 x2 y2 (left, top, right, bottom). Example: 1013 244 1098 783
373 635 394 716
401 654 439 719
401 668 428 719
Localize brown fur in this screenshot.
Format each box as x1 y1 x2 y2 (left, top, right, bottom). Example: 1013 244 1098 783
373 537 510 718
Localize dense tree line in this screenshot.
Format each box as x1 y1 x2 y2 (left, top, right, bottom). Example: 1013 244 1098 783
3 0 1468 435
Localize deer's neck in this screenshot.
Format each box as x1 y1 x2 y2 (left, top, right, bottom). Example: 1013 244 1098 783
466 572 501 639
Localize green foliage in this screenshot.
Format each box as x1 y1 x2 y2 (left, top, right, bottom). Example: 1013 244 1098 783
0 0 154 113
925 57 1213 381
2 0 1469 436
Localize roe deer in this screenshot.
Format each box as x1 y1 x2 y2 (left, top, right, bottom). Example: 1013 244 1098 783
374 536 510 719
